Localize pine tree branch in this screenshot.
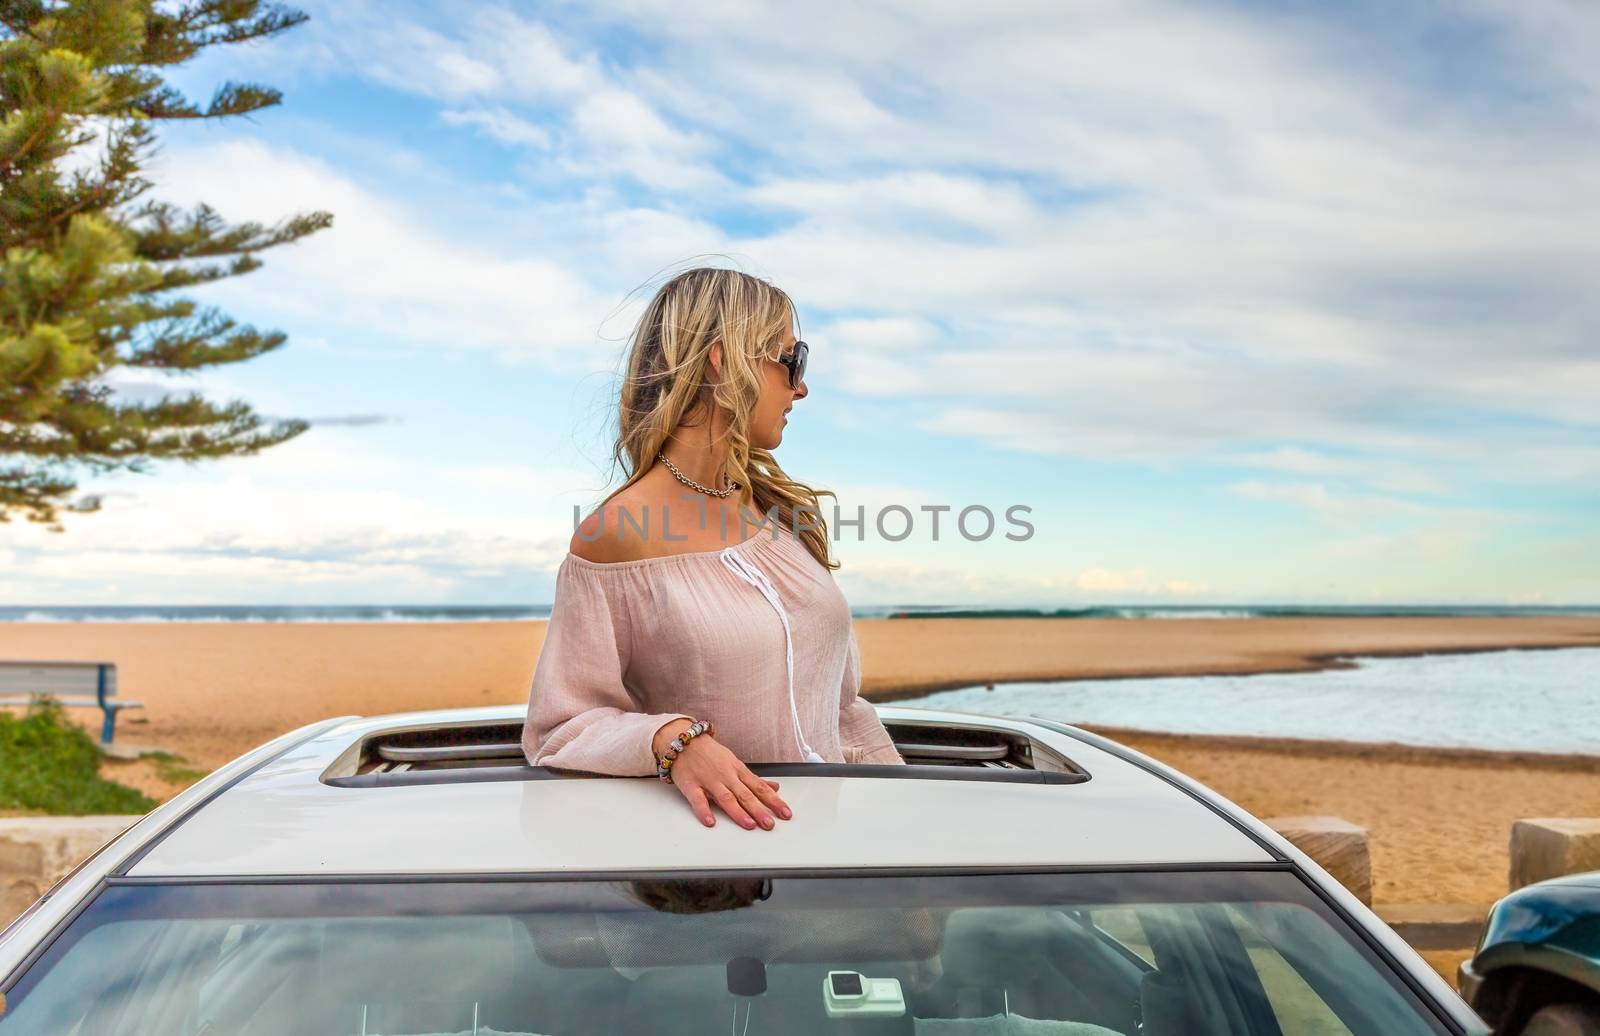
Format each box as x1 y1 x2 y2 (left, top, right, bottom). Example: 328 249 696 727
131 80 285 119
148 1 309 54
0 463 75 525
0 2 47 41
6 387 308 461
1 0 326 525
129 201 332 260
35 129 153 235
126 318 287 370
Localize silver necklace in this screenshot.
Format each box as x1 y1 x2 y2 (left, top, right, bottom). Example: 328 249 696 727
657 451 740 498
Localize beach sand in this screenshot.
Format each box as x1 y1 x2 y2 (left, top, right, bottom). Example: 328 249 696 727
5 615 1599 916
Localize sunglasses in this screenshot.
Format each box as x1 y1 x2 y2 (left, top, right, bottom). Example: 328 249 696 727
775 339 809 390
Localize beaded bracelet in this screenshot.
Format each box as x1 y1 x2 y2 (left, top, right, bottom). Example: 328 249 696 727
656 719 714 783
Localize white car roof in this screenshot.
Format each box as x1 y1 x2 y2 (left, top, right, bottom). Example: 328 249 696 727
124 705 1272 877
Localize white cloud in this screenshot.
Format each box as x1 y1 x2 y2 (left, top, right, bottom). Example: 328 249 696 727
295 4 718 190
2 440 604 603
150 139 607 358
1223 448 1453 496
310 3 601 102
744 173 1040 237
441 107 551 149
815 317 937 353
1065 568 1210 597
1222 480 1522 529
568 88 722 191
1074 567 1151 593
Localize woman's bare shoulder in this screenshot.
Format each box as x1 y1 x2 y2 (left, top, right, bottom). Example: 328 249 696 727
570 475 741 564
569 483 662 563
570 501 635 563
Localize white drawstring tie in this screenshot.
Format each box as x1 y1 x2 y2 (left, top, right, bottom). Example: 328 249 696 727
720 546 825 763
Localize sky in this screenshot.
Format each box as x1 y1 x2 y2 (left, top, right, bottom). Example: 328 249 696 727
4 0 1599 608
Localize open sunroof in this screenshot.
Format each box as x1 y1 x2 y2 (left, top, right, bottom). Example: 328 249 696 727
321 716 1090 788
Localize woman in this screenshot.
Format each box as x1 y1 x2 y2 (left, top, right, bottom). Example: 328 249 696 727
521 267 905 832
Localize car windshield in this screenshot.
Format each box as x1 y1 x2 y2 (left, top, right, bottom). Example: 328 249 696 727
0 869 1445 1036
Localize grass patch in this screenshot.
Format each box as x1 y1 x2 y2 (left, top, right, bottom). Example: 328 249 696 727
0 699 157 815
140 750 207 785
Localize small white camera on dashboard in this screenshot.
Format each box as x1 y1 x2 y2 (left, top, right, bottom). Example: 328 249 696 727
823 971 906 1019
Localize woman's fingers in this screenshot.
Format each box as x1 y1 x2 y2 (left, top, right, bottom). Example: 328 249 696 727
710 784 757 830
742 770 792 820
679 782 716 827
731 781 775 830
670 748 789 831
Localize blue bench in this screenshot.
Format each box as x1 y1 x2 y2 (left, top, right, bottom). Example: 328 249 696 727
0 661 143 744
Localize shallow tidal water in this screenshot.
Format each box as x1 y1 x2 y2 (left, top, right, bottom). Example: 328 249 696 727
892 647 1600 755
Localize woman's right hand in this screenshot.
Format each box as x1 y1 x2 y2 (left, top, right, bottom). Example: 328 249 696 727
653 719 792 830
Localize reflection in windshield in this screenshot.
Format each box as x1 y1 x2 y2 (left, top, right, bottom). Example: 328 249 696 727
0 870 1445 1035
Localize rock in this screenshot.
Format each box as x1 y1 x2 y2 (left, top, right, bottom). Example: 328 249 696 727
0 837 45 875
1265 815 1373 905
1510 818 1600 890
0 816 143 929
1 878 44 922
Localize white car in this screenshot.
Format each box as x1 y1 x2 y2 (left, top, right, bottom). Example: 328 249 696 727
0 705 1487 1035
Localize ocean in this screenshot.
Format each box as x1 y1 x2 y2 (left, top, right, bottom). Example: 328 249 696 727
892 647 1600 756
1 604 1596 623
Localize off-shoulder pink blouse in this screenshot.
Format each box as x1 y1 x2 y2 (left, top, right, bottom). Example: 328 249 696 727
521 523 904 776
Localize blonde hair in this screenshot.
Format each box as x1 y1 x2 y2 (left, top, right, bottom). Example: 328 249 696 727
607 267 837 571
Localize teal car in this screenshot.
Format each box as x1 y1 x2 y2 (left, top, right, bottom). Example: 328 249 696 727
1459 872 1600 1035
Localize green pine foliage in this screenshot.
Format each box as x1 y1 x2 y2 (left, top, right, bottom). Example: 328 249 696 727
0 0 332 526
0 698 157 814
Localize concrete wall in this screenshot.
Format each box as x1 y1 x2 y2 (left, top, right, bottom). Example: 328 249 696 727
1510 817 1600 890
0 816 141 928
1265 814 1373 905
